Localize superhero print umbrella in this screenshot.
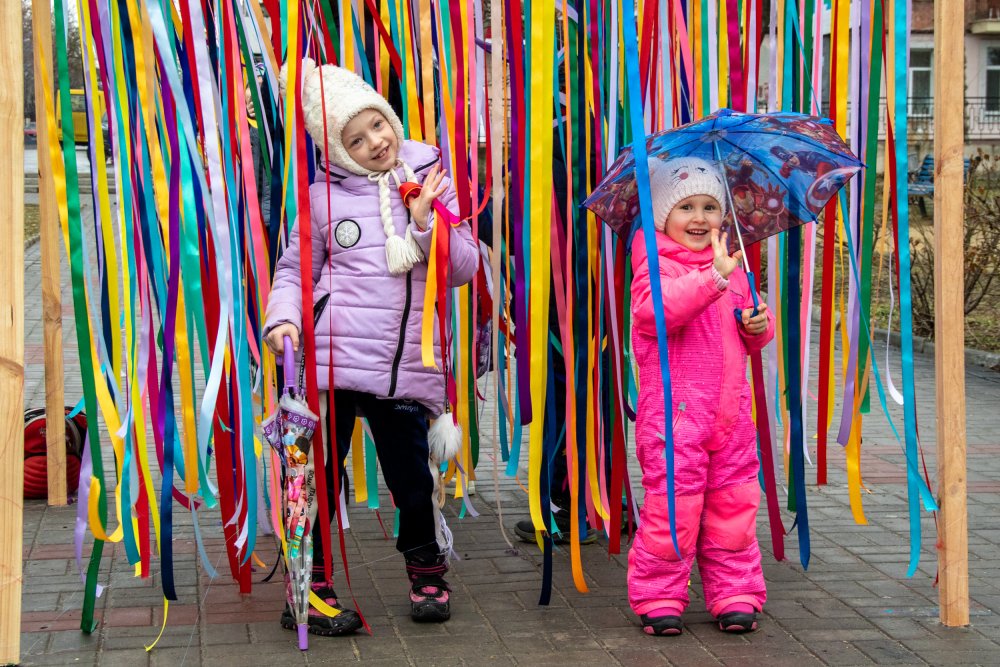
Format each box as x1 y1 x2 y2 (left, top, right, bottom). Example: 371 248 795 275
583 108 863 310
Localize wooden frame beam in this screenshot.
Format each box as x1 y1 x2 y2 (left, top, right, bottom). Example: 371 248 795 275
33 0 68 508
934 0 970 628
0 0 26 659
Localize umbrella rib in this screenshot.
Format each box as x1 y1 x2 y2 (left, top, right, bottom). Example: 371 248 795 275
645 112 744 150
714 114 760 132
664 114 761 144
649 131 711 155
718 128 863 163
647 113 769 159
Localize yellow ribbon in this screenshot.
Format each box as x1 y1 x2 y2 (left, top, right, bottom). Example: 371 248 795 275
527 0 556 535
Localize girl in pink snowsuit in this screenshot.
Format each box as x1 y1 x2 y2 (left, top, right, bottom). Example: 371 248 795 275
628 157 774 636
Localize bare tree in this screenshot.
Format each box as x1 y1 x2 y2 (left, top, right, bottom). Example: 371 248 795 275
22 0 34 122
22 0 86 123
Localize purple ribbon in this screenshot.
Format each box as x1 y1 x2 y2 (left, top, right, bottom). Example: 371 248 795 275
74 434 104 596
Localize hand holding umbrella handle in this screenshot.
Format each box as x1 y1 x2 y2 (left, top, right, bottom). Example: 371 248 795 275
733 270 761 325
746 270 761 315
282 336 297 391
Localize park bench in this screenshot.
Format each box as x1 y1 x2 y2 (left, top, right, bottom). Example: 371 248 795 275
907 155 970 216
908 154 934 216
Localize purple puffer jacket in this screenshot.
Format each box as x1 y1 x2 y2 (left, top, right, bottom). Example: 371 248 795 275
264 140 480 415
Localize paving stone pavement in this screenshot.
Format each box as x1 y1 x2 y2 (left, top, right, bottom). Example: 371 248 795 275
16 198 1000 666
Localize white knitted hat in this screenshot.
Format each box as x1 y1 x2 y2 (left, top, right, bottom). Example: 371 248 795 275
648 156 728 231
279 59 405 176
280 59 424 275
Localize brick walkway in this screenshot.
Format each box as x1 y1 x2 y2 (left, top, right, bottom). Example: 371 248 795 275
17 197 1000 666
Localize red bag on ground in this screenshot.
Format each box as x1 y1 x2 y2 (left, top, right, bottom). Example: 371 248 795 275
23 407 85 499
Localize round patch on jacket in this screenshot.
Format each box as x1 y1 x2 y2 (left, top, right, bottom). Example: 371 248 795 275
335 219 361 248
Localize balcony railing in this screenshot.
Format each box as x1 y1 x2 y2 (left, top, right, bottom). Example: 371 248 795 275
965 97 1000 139
818 97 1000 141
971 0 1000 23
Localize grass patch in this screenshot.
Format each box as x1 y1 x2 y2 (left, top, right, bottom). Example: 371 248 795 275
25 203 40 247
805 200 1000 357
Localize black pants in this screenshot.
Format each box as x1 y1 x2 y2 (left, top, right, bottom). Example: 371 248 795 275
311 390 440 573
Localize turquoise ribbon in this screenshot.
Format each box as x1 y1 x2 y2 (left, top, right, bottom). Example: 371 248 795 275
892 0 922 579
835 186 936 516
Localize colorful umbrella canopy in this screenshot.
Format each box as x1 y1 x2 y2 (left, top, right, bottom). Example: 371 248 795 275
583 108 864 252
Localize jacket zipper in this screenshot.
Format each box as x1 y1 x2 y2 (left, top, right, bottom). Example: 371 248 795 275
388 272 413 397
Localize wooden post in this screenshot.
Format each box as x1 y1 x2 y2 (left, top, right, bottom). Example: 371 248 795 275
32 0 68 506
934 0 969 627
0 0 26 660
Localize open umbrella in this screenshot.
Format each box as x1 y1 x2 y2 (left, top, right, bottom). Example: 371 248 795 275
263 337 321 650
583 108 863 309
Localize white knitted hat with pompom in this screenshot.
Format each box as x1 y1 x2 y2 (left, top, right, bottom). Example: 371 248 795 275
279 58 405 177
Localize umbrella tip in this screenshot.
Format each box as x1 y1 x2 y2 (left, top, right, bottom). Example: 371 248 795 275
298 624 309 650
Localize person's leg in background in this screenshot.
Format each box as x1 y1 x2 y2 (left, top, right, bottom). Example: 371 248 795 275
513 340 600 545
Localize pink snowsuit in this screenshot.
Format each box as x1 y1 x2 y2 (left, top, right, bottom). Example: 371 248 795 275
628 228 774 619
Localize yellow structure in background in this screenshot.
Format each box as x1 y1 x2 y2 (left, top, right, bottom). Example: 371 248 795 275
56 88 105 144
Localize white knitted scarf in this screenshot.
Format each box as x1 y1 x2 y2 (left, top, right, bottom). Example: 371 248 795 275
368 159 426 275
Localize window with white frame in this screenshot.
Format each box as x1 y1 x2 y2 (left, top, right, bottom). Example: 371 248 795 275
910 49 932 115
987 47 1000 112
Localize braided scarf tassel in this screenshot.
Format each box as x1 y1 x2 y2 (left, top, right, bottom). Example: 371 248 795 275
371 160 425 274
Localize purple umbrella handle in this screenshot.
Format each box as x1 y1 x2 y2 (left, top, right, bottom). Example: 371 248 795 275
282 336 297 392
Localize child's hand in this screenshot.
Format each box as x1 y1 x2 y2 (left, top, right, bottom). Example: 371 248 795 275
410 165 448 231
711 228 743 279
740 302 769 336
265 323 299 355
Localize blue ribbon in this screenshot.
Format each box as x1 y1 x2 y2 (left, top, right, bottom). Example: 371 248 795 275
621 0 679 556
217 35 258 567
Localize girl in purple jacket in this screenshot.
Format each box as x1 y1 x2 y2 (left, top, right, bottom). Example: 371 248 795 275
629 157 774 637
264 60 479 635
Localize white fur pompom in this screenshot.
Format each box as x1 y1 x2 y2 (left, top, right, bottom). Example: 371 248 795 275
278 57 317 99
428 415 462 466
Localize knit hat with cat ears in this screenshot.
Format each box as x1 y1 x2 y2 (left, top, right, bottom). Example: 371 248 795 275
279 58 405 176
648 156 728 231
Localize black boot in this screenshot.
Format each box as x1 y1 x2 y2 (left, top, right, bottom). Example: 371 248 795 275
717 610 758 633
405 556 451 623
639 613 684 636
280 579 363 637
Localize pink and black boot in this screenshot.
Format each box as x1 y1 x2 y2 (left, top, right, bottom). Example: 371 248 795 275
405 555 451 622
716 602 759 633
